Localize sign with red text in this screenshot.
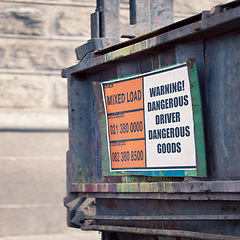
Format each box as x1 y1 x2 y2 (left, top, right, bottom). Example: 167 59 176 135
101 63 197 172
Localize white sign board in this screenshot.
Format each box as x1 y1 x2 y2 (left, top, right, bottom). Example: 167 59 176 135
101 63 197 172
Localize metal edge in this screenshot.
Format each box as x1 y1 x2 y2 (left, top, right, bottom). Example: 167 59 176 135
81 225 240 240
63 4 240 76
186 59 207 177
72 180 240 193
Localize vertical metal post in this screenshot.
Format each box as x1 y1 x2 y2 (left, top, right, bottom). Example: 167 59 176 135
92 0 173 45
130 0 137 25
78 0 173 61
150 0 173 31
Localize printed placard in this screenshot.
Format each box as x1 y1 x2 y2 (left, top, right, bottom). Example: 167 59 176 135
101 63 198 173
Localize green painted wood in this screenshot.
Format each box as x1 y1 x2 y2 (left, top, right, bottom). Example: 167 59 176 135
186 59 207 177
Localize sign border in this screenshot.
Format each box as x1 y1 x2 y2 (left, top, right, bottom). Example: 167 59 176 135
99 59 206 177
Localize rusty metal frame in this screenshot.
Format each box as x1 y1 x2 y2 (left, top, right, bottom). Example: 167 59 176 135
81 225 240 240
62 1 240 238
72 180 240 201
85 214 240 221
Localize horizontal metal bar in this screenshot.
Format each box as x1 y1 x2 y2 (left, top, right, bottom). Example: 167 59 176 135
81 225 240 240
73 181 240 201
85 214 240 221
78 192 240 201
72 181 240 194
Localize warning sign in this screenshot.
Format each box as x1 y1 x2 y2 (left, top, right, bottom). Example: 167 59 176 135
101 62 198 172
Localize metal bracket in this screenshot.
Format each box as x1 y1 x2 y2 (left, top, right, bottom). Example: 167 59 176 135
202 4 223 19
64 195 96 228
75 38 109 61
